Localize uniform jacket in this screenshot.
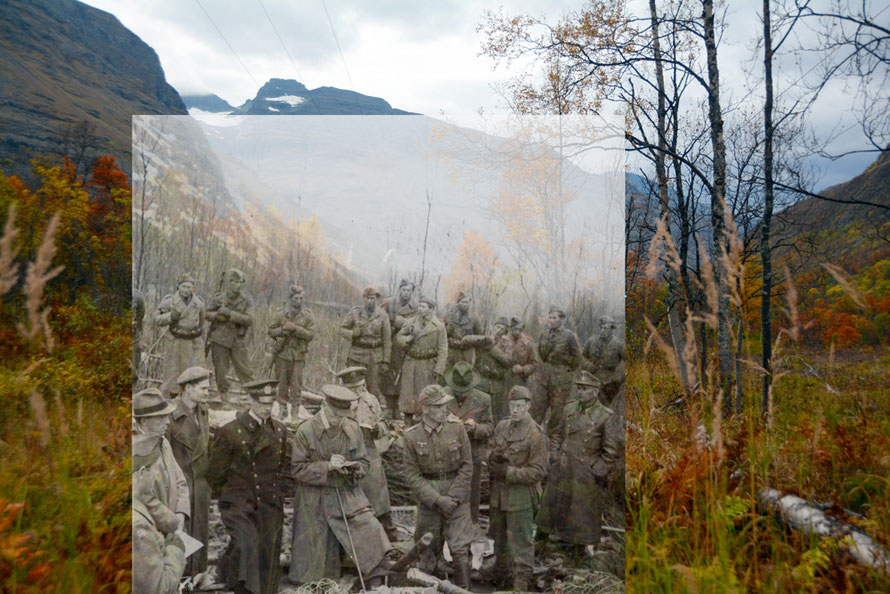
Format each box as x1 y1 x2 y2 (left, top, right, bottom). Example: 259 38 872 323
539 326 581 370
384 296 418 331
443 307 483 352
134 436 191 528
289 409 391 582
206 291 253 348
402 418 473 508
397 316 448 415
268 306 315 362
341 305 392 365
488 415 548 512
508 333 541 379
474 335 513 382
445 388 494 460
155 292 205 339
133 499 185 594
354 387 391 516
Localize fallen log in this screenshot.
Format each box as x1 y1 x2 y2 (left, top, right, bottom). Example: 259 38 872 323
757 488 889 572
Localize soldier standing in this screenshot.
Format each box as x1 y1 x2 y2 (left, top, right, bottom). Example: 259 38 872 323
443 291 483 369
536 371 621 559
582 315 625 405
336 366 399 541
402 385 475 589
531 306 581 437
397 295 448 425
381 279 418 419
443 361 494 526
155 273 206 398
268 285 315 421
486 386 548 592
206 269 255 403
166 366 212 576
470 317 514 422
506 317 541 391
340 286 391 397
288 384 392 589
207 379 290 594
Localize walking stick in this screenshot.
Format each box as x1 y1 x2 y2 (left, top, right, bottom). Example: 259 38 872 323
335 486 367 593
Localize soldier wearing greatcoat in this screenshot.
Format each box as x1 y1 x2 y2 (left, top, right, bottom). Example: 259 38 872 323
267 284 315 421
288 384 391 589
155 273 206 398
486 386 548 592
380 279 418 419
205 269 255 401
443 291 483 369
468 317 514 422
340 286 392 397
402 385 475 589
505 316 541 392
531 306 581 437
207 379 290 594
396 295 448 425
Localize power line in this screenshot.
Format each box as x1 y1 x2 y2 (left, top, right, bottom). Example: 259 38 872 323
256 0 321 114
320 0 366 115
194 0 261 91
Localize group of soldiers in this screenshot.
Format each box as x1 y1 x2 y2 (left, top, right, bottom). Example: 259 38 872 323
133 270 625 593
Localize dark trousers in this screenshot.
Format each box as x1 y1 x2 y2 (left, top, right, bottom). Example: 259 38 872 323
211 342 254 395
273 358 304 410
489 505 535 584
218 500 283 594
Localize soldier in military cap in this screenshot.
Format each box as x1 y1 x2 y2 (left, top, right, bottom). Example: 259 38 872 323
340 286 392 398
288 384 392 588
486 385 548 592
506 316 541 392
537 371 621 559
267 284 315 421
531 305 582 438
133 388 190 536
336 366 398 541
443 361 494 525
443 290 483 369
582 315 625 405
166 366 212 576
468 317 514 422
207 379 290 594
402 385 475 589
155 273 206 398
380 279 418 419
397 295 448 425
206 269 255 403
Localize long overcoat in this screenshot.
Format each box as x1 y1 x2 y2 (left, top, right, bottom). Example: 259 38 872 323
354 387 392 516
536 399 620 545
133 498 186 594
133 436 191 529
155 292 206 395
207 411 290 594
381 297 417 396
167 398 211 574
289 409 391 584
397 316 448 416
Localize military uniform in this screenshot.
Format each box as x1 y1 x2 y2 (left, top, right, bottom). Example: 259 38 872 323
166 395 210 575
206 290 255 396
582 332 625 404
207 401 290 594
474 335 514 422
133 436 191 530
507 331 541 389
340 305 391 397
397 315 448 417
537 397 621 545
380 293 417 416
155 288 206 397
532 324 581 437
487 407 548 591
443 306 483 368
288 387 391 585
346 374 392 520
133 498 186 594
402 390 474 587
268 305 314 410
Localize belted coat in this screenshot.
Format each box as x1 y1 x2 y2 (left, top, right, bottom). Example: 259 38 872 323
396 316 448 416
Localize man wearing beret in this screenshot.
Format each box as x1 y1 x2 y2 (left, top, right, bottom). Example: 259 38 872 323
133 388 190 536
486 386 548 591
443 291 483 369
206 268 255 403
537 371 621 559
288 384 391 588
380 279 418 419
268 284 315 422
207 379 290 594
166 366 212 576
336 366 398 541
532 305 582 438
155 273 206 398
340 286 392 398
443 361 494 526
396 295 448 425
402 385 475 589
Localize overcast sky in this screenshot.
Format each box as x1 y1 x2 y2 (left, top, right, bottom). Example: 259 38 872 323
80 0 882 188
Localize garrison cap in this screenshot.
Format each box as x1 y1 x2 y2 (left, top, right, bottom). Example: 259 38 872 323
399 279 415 289
321 384 359 409
418 295 437 308
177 273 196 286
549 305 566 318
444 361 480 393
226 268 246 282
177 366 211 386
336 366 367 388
508 385 532 401
134 388 177 418
289 284 304 296
418 384 453 407
362 285 382 298
575 370 602 388
243 379 279 402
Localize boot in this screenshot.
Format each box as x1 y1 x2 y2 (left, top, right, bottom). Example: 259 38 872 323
452 556 471 590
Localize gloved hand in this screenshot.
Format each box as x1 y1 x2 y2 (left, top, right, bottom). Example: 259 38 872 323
169 308 182 322
436 496 459 516
489 460 507 481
